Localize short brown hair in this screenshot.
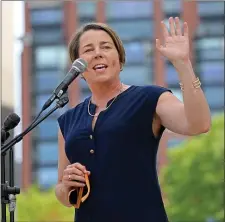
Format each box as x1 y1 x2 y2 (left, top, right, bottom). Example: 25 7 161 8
68 22 126 67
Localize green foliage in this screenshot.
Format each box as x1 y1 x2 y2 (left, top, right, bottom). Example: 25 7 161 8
160 114 224 222
7 184 74 221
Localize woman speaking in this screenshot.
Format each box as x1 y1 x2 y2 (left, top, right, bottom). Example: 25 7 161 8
55 17 211 222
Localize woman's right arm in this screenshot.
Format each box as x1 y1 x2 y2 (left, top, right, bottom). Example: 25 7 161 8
55 129 73 207
55 129 90 207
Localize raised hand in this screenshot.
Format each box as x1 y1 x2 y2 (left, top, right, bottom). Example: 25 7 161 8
156 17 190 63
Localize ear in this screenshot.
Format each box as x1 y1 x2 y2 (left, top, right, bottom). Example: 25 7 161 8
120 63 123 71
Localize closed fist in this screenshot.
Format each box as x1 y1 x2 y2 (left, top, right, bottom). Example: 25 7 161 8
62 162 91 189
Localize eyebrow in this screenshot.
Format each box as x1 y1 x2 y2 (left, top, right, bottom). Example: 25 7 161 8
82 41 113 49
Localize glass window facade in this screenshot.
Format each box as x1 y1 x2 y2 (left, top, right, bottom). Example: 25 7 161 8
198 2 224 16
124 41 152 64
163 0 181 16
77 1 96 26
106 1 152 19
77 1 96 17
109 20 153 40
199 61 224 84
35 46 67 69
34 70 63 92
30 8 63 25
36 142 58 165
195 2 224 113
30 5 68 189
106 1 154 94
33 27 64 45
37 167 58 189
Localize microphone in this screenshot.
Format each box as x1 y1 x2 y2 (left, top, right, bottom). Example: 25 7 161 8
42 58 88 111
1 113 21 144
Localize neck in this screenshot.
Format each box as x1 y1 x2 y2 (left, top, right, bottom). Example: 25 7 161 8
89 80 122 107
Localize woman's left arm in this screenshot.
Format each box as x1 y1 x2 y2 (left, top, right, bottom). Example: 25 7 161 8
155 17 211 136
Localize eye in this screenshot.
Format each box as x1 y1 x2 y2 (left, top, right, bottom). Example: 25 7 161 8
102 45 111 49
84 48 93 53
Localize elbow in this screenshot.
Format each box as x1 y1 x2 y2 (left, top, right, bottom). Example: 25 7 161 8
188 121 211 136
202 123 211 133
202 117 212 133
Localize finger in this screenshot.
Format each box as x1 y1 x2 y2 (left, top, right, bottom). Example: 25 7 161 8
161 21 169 39
65 167 84 177
70 163 87 174
183 22 189 37
63 180 86 188
169 17 176 37
175 17 182 36
63 174 85 183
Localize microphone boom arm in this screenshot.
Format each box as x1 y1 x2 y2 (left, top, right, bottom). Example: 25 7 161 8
1 95 69 155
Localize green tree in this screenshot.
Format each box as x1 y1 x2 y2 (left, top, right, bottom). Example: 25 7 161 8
160 114 224 222
7 185 74 221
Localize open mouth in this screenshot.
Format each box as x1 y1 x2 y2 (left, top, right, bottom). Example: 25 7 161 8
93 64 108 72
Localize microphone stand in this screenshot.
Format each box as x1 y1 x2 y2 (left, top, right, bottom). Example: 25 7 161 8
1 95 69 222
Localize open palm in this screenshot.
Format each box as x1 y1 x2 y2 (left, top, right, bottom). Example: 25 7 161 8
156 17 190 62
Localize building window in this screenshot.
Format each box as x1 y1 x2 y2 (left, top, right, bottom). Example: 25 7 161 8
36 142 58 165
196 20 224 37
195 37 224 62
199 61 224 85
36 118 59 139
35 45 67 69
166 63 179 86
163 0 181 15
37 167 58 189
124 41 152 65
33 27 64 45
34 70 62 92
31 8 63 26
120 65 152 86
194 4 224 114
198 2 224 17
77 1 96 17
204 86 224 110
106 1 152 19
77 1 96 26
108 20 153 41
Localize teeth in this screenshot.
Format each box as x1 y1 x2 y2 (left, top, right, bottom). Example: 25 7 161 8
94 64 106 69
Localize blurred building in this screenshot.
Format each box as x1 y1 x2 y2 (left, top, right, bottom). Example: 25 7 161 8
18 1 224 190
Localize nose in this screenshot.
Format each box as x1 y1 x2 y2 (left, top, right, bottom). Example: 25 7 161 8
93 47 103 59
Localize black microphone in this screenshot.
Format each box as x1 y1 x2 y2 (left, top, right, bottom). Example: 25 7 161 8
42 58 88 111
1 113 21 144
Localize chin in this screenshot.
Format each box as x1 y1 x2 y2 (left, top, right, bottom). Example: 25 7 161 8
94 73 114 83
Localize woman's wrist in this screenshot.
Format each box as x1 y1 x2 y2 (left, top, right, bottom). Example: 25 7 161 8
55 183 74 207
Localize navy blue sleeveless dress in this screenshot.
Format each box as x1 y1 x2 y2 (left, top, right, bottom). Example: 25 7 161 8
58 85 171 222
